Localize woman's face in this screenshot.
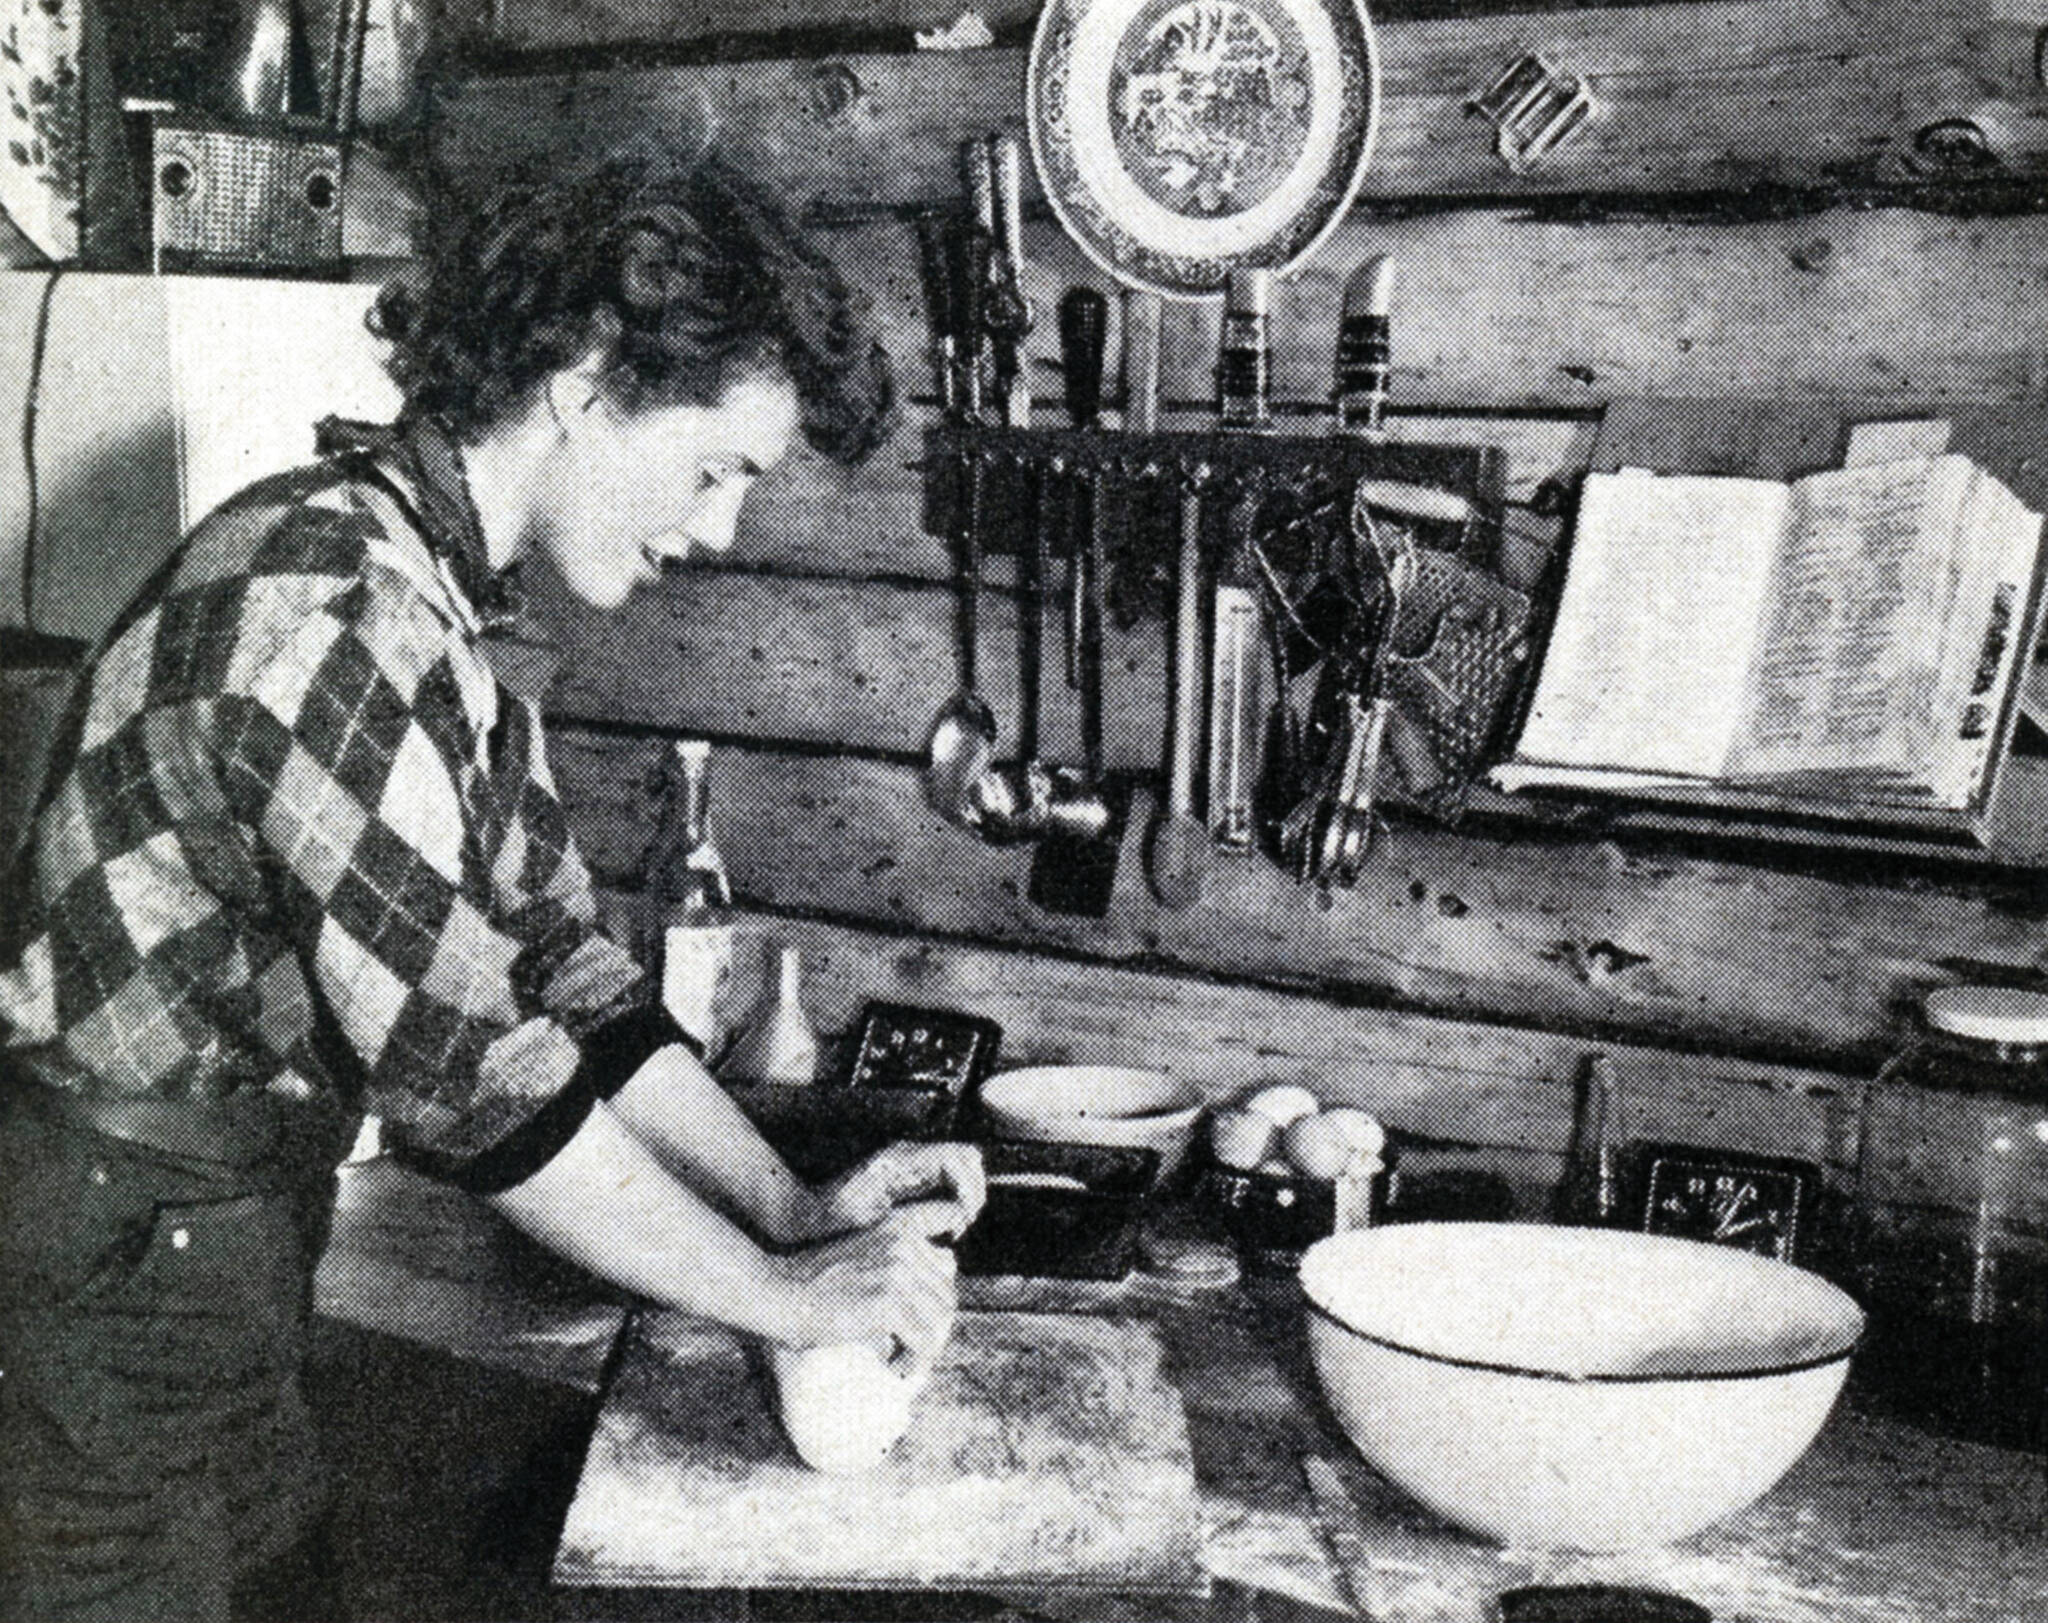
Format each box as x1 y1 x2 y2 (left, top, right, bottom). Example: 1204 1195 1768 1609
534 369 802 611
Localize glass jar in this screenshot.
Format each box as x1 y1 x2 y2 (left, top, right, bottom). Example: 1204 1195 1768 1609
1853 985 2048 1453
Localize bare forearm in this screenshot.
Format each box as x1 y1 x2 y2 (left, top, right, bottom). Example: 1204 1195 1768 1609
608 1041 817 1244
486 1099 805 1342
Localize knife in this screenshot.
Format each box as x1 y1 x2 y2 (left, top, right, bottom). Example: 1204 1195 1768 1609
1302 1455 1377 1618
1301 1453 1503 1623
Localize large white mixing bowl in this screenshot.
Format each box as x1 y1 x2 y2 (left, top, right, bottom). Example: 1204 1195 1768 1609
1299 1223 1864 1551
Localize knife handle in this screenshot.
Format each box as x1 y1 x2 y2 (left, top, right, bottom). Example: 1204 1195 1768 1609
1060 287 1108 430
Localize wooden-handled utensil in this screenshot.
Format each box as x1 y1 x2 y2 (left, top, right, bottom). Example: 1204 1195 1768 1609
989 134 1032 429
1146 480 1209 909
1031 290 1128 916
923 143 1002 828
1063 287 1112 691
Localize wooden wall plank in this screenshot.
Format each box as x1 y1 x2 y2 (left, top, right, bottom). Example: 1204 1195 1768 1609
541 545 2048 870
480 0 1022 49
550 734 2048 1066
695 913 1852 1164
462 205 2048 432
996 207 2048 409
684 911 2048 1230
430 2 2048 206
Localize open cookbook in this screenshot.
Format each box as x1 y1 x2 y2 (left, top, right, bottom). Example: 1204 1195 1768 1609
1491 453 2048 842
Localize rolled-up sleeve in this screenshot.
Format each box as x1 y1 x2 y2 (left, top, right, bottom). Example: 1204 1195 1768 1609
215 566 687 1192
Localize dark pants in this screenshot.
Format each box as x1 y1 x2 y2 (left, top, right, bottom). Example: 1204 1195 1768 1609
0 1095 347 1622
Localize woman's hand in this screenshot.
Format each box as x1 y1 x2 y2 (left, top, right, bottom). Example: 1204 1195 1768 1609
798 1141 987 1244
767 1201 961 1361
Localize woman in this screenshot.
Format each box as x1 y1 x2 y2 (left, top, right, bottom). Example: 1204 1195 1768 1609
0 155 982 1621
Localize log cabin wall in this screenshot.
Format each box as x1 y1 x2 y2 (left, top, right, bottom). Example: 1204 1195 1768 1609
422 0 2048 1244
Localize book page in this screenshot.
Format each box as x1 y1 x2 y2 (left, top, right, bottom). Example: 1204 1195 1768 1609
1927 470 2043 807
1724 457 1969 782
1510 469 1790 779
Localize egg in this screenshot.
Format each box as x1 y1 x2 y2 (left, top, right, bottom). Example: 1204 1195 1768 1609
1319 1108 1388 1160
1209 1107 1278 1170
1243 1084 1321 1128
1281 1112 1357 1180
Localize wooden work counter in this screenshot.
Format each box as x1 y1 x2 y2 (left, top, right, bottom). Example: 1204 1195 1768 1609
313 1159 2047 1623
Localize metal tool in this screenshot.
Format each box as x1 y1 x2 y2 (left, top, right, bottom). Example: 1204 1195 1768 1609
957 138 995 420
970 462 1062 845
922 143 1003 829
1123 289 1163 433
1061 288 1108 691
1355 477 1478 530
1302 1454 1500 1623
1335 255 1395 437
988 134 1033 429
1216 267 1274 433
1278 491 1417 884
1146 481 1209 909
1020 457 1056 768
1316 694 1394 886
923 441 1003 829
1030 289 1126 915
1056 287 1109 808
1301 1455 1374 1619
1207 478 1265 853
913 210 960 416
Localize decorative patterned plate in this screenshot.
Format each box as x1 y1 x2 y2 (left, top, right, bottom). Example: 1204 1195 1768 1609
1028 0 1378 299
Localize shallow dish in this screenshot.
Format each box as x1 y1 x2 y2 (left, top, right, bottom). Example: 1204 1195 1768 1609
977 1065 1204 1183
1298 1223 1864 1551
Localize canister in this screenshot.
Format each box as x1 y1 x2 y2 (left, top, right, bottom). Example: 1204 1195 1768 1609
1853 985 2048 1452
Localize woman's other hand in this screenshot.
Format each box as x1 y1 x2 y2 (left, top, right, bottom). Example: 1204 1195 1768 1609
801 1141 986 1243
770 1201 960 1362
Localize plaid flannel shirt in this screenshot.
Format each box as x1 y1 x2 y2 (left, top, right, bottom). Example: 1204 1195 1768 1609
0 422 683 1192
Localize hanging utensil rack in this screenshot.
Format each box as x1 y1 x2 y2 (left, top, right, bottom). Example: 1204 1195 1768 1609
921 424 1528 884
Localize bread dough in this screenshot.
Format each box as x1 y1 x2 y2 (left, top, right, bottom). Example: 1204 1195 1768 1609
771 1304 953 1474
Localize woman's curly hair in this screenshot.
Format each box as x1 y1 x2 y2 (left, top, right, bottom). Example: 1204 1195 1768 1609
370 154 895 464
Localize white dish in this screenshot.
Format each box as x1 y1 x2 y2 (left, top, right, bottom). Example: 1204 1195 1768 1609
979 1065 1204 1183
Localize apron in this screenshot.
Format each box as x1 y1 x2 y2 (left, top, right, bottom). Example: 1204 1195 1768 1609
0 1079 357 1623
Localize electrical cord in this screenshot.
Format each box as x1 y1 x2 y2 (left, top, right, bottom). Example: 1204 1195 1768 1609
19 264 64 634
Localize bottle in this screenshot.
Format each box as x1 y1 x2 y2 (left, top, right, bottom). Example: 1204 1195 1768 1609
1854 985 2048 1453
641 740 735 1053
720 943 820 1089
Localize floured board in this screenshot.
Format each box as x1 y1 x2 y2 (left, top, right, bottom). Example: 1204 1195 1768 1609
552 1309 1208 1595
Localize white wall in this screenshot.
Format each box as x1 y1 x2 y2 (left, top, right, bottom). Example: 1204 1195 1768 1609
1 271 399 643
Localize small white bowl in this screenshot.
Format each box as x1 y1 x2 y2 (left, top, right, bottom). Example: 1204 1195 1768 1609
978 1065 1204 1184
1299 1223 1864 1552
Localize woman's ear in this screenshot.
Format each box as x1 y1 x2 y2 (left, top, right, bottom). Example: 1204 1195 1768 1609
543 360 607 441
